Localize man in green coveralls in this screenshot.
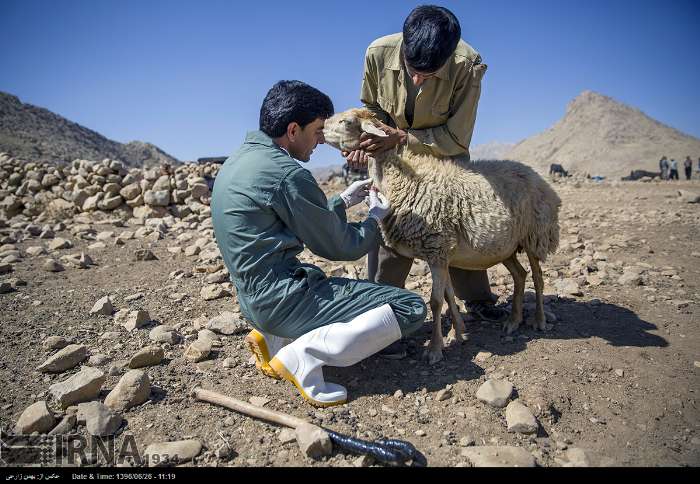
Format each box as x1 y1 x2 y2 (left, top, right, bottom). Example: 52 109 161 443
345 5 508 343
211 81 427 407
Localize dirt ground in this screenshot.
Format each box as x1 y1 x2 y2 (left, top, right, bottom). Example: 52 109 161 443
1 175 698 468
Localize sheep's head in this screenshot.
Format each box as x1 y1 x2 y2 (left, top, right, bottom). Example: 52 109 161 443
323 108 387 152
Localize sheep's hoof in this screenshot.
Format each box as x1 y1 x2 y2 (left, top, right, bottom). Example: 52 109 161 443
423 348 444 365
503 319 521 335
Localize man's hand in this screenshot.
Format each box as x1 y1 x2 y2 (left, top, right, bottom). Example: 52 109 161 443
342 149 370 170
340 179 372 209
359 122 407 153
367 188 391 223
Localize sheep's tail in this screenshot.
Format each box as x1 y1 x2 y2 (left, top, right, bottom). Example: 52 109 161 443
524 185 561 262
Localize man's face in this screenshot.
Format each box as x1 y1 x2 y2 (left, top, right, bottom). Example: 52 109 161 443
289 117 325 162
405 61 440 87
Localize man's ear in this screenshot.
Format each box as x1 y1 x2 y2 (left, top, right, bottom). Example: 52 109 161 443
361 120 388 137
286 122 300 141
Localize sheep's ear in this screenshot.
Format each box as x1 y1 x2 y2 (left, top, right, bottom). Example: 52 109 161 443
361 120 388 137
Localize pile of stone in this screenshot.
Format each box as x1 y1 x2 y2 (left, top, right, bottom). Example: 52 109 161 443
0 153 221 222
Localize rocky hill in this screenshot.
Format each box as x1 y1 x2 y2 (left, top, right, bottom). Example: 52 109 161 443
505 91 700 178
471 141 516 161
0 92 180 167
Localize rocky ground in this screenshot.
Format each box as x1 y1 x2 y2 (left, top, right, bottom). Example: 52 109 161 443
1 156 699 467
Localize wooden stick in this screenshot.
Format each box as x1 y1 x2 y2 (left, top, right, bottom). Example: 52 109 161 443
191 387 309 429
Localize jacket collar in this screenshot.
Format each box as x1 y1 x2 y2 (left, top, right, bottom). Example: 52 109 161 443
385 36 450 81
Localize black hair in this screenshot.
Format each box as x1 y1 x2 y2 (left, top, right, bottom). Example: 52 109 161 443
259 80 334 138
402 5 461 73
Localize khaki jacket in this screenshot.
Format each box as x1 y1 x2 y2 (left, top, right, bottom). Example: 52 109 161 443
360 33 487 159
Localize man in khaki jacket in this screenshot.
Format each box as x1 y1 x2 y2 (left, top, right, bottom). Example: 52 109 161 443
346 6 507 354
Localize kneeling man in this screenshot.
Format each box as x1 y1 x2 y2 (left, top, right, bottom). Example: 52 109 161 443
211 80 427 407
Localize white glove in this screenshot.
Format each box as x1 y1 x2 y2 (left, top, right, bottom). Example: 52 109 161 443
368 189 391 223
340 179 372 208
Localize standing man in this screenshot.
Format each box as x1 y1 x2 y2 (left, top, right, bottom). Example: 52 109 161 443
669 158 679 180
659 156 669 180
347 5 507 335
684 156 692 180
211 81 426 407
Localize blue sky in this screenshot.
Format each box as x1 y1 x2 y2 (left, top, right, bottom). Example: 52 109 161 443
1 0 698 166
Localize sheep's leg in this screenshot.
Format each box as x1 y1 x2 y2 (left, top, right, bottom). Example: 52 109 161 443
444 275 467 346
424 264 449 365
526 251 547 331
501 253 527 335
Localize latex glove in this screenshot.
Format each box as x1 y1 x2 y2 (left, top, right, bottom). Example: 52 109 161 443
340 179 372 208
368 188 391 223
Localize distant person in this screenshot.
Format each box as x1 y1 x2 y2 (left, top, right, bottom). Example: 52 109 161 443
669 158 679 180
684 156 693 180
659 156 669 180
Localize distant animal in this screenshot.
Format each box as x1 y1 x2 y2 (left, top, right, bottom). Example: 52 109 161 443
549 164 569 177
323 108 562 364
621 170 661 181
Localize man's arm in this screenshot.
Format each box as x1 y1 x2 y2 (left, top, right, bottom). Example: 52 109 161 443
360 49 392 125
271 168 379 261
405 61 487 158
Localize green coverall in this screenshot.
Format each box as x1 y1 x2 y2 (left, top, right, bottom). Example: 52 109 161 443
211 130 427 339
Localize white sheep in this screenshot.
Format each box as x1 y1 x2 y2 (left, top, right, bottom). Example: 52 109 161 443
323 108 562 364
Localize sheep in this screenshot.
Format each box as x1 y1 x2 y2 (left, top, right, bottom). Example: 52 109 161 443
323 108 562 364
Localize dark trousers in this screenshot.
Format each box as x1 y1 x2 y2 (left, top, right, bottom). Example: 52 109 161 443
669 169 679 180
685 167 692 180
368 242 496 304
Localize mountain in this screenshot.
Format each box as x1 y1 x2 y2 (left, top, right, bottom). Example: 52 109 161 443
470 141 516 161
0 91 180 167
505 90 700 177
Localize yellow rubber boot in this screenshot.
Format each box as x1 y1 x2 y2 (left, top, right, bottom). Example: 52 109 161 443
244 329 289 380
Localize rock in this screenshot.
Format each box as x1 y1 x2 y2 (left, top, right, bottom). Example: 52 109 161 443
459 435 476 447
149 325 180 344
123 310 151 331
125 292 145 302
26 246 47 257
184 244 201 257
279 428 296 444
295 423 332 459
436 389 453 402
37 344 88 373
105 370 151 411
120 183 141 201
197 329 220 344
88 354 111 366
48 414 77 436
565 447 593 467
474 351 492 363
49 367 106 409
222 358 237 368
77 401 123 436
14 401 56 434
555 278 583 297
394 390 404 399
200 284 229 301
129 346 164 369
42 336 69 351
353 455 375 467
460 446 536 467
618 272 642 286
144 440 202 467
48 238 72 251
144 190 170 207
476 379 514 408
206 312 247 335
184 340 211 362
614 369 625 377
42 259 64 272
0 263 12 275
505 401 538 434
677 190 700 203
90 296 114 316
0 282 12 294
134 249 158 261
